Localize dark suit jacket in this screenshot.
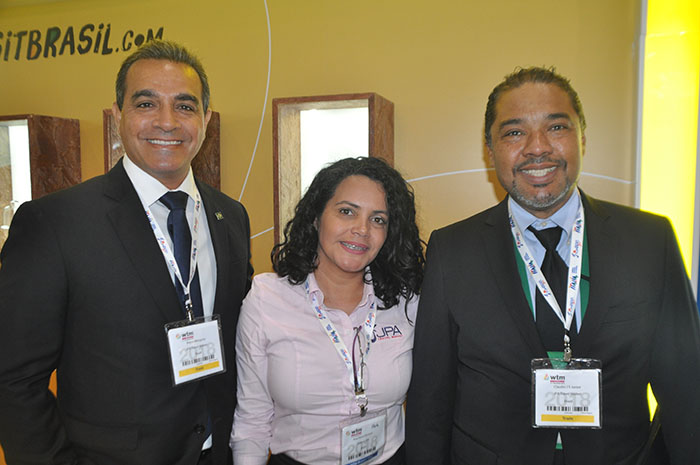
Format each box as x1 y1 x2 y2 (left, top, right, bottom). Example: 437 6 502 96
406 193 700 465
0 160 253 465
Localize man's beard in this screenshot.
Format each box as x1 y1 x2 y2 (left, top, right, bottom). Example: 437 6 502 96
507 157 577 213
509 177 575 213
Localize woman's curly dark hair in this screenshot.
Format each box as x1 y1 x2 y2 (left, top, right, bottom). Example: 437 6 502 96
272 157 424 310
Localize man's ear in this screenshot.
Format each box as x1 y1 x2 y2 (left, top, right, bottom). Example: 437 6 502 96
487 144 495 166
111 102 122 126
204 108 212 128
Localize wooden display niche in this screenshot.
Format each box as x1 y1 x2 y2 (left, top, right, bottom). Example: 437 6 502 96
0 114 81 200
103 109 221 190
272 92 394 244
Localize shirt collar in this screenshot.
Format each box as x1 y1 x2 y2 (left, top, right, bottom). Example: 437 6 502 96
509 188 581 238
122 154 197 209
306 270 376 312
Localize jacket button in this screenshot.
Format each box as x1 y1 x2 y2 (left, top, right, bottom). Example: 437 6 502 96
193 424 206 434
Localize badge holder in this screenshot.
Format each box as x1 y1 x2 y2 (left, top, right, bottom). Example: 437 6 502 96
339 409 387 465
531 357 602 429
165 314 226 386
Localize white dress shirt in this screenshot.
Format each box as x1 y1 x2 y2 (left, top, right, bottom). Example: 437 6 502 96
122 154 217 318
231 272 417 465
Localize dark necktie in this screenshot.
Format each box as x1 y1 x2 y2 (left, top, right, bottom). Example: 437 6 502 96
160 191 204 318
529 226 570 352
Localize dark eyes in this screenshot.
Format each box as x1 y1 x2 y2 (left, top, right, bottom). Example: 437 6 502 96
502 124 569 138
550 123 568 131
133 101 196 112
338 208 388 226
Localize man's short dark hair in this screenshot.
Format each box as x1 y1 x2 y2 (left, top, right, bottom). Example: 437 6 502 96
484 66 586 148
115 40 210 112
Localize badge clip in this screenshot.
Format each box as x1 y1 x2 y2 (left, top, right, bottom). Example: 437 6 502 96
563 332 572 362
185 298 195 322
356 391 368 417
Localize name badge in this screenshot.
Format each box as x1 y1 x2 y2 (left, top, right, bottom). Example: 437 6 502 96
165 315 226 386
531 358 602 428
339 410 386 465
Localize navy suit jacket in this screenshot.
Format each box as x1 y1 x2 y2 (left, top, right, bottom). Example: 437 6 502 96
406 193 700 465
0 160 253 465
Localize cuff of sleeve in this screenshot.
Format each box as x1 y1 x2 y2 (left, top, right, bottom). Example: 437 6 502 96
230 441 270 465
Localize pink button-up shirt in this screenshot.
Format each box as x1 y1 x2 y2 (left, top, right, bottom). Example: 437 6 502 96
231 272 417 465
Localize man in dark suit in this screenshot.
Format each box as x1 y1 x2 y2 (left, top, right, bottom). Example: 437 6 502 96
406 67 700 465
0 40 252 465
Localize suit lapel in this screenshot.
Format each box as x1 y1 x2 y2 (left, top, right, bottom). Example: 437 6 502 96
483 198 548 357
572 192 615 356
104 161 184 323
197 183 230 317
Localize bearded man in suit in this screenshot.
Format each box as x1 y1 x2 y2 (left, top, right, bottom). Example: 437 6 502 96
0 40 252 465
406 66 700 465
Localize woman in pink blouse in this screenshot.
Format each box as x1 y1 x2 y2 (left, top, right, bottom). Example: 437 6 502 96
231 157 424 465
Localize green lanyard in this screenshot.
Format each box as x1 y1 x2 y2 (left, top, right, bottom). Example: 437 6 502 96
513 227 590 358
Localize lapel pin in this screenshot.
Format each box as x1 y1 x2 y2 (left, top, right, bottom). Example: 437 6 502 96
215 212 224 220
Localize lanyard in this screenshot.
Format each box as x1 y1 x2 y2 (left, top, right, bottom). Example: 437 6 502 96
146 189 202 320
305 279 376 415
508 202 585 361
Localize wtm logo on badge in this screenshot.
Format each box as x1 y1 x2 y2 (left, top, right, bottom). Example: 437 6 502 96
372 325 403 342
544 373 566 384
175 330 194 341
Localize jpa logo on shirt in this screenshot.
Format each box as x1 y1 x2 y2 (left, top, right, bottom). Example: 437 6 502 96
371 325 403 342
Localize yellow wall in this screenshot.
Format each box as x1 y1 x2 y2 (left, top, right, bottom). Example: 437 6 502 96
640 0 700 273
0 0 640 460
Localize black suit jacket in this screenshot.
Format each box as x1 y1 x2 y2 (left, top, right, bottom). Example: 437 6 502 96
406 193 700 465
0 160 253 465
